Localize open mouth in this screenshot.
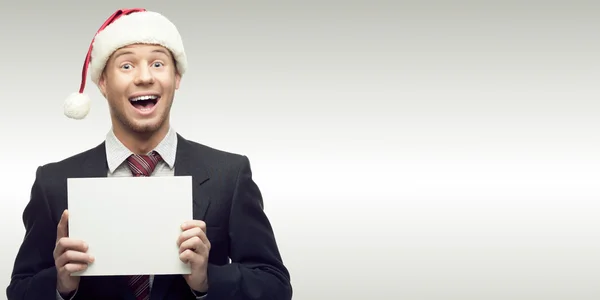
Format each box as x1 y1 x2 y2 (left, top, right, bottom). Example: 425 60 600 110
129 94 160 112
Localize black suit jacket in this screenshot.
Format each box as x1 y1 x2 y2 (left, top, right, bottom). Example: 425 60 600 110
6 134 292 300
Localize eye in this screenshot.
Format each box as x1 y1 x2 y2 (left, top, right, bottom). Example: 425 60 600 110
153 62 164 68
120 63 133 70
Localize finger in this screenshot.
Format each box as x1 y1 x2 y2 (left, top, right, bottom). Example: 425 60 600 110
179 236 208 254
178 228 211 250
54 238 88 258
56 210 69 241
177 226 204 247
179 249 199 264
181 220 206 232
60 263 89 275
56 250 94 268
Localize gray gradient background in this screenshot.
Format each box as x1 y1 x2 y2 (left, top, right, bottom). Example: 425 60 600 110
0 0 599 299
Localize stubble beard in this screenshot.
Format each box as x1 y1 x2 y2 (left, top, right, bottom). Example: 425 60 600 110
111 98 173 136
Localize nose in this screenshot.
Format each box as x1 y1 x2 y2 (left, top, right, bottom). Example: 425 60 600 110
134 64 154 85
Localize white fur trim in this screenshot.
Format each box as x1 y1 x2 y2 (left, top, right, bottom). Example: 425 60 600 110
64 92 91 120
89 11 187 85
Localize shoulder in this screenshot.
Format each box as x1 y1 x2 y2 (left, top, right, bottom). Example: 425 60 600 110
178 135 250 170
36 142 104 182
25 143 105 216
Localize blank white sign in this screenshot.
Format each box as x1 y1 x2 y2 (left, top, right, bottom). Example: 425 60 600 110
67 176 193 276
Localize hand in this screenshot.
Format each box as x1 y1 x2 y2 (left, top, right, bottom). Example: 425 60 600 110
53 210 94 295
177 220 211 293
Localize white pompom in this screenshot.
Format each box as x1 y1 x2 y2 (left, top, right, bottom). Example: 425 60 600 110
64 92 91 120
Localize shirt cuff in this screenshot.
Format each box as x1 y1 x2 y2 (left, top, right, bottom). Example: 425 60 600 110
56 288 77 300
190 287 208 299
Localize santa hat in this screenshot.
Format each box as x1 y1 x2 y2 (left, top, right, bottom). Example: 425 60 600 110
63 8 187 119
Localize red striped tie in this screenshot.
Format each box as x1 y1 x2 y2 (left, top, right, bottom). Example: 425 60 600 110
127 151 162 177
125 151 162 300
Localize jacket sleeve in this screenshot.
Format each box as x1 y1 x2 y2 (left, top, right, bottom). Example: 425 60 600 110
204 156 292 300
6 166 61 300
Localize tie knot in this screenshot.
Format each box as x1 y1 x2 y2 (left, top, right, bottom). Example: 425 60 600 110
126 151 162 177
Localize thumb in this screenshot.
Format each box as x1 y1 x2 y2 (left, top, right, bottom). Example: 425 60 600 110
56 209 69 240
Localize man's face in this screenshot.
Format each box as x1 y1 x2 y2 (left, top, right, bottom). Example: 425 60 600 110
98 43 181 135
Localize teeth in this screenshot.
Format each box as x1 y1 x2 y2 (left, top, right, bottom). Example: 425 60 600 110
130 95 158 101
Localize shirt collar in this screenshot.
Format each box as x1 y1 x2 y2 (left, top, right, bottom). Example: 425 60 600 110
105 127 178 173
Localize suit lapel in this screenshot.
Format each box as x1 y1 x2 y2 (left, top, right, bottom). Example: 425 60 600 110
174 134 211 220
81 142 109 178
151 134 212 300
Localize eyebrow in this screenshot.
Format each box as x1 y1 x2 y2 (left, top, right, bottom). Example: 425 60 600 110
151 49 170 56
112 48 171 60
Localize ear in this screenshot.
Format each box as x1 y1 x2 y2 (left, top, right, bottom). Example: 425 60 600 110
98 72 108 97
175 72 181 90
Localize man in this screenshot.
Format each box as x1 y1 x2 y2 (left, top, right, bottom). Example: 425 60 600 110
6 8 292 300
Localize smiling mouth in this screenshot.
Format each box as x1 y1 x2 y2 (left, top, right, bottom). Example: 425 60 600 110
129 95 160 111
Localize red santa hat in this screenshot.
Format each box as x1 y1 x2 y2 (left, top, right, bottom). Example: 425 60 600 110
63 8 187 119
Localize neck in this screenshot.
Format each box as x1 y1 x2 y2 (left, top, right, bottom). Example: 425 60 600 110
112 123 170 155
